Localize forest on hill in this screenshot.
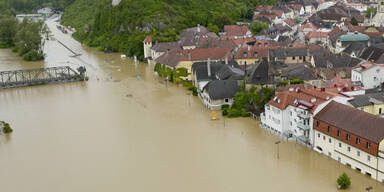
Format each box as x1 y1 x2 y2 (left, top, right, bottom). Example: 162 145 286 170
62 0 290 60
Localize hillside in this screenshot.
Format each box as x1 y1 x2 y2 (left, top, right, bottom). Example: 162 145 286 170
62 0 286 60
0 0 74 13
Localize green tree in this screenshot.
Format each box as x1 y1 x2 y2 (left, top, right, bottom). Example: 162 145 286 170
350 17 358 26
207 23 219 34
14 19 45 61
337 173 351 190
250 20 269 35
0 14 18 48
0 121 13 134
366 7 377 18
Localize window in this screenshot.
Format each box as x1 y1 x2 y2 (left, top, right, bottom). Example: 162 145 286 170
327 126 331 132
290 111 292 116
367 155 371 161
316 121 320 127
347 146 351 152
329 138 332 143
346 133 350 141
337 130 341 137
225 98 229 103
265 43 268 47
328 152 332 156
318 133 320 138
290 121 292 126
357 151 360 156
338 157 341 162
243 52 247 57
356 137 360 145
339 143 342 148
380 108 382 114
292 56 295 60
366 142 371 149
258 43 262 47
323 136 325 140
254 52 258 57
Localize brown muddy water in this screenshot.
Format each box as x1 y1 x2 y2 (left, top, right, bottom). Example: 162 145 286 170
0 20 383 192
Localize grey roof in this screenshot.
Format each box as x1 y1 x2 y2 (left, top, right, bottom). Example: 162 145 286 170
151 42 182 52
192 60 240 81
313 54 361 68
203 80 240 100
246 59 274 85
179 26 211 46
343 42 367 56
349 93 384 107
216 65 244 80
270 47 308 58
283 64 316 81
359 46 384 62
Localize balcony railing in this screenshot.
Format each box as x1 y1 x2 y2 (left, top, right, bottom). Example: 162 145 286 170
297 122 311 130
297 112 310 119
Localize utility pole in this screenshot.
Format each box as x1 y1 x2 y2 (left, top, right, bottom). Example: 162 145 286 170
275 140 281 159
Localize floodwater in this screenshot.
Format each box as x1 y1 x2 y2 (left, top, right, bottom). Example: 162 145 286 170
0 21 384 192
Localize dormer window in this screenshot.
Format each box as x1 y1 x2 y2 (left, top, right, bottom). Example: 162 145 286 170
265 43 268 47
258 43 262 47
243 52 248 57
254 52 258 57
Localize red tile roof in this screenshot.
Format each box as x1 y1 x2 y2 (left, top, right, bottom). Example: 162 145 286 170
144 36 152 43
284 18 296 27
269 88 342 113
315 101 384 144
224 25 251 37
305 31 329 39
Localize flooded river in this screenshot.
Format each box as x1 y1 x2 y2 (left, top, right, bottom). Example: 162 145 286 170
0 20 383 192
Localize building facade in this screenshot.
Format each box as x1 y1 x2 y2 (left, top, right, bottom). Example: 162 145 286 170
314 101 384 182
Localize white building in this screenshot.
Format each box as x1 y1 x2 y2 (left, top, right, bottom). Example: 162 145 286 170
352 62 384 89
261 87 349 146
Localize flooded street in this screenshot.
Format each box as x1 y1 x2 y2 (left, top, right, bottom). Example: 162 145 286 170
0 21 384 192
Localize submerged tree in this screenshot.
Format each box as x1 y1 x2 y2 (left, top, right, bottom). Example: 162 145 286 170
337 173 351 190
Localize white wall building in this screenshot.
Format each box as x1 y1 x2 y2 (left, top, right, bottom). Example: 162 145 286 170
352 63 384 89
261 87 349 146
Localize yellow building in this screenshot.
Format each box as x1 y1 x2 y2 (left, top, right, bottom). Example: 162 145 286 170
348 93 384 117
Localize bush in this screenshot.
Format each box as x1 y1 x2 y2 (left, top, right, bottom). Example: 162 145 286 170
337 173 351 190
1 121 13 134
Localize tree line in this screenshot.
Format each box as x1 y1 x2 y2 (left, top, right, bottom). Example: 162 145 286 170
0 15 46 61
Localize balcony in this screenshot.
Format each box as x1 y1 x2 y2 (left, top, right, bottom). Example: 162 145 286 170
297 122 311 130
297 112 311 119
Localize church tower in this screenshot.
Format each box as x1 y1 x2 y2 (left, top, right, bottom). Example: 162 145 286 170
143 36 152 60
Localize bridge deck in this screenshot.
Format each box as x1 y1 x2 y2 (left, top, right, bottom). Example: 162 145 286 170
0 66 86 89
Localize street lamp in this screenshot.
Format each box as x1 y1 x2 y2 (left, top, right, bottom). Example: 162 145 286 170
365 186 373 192
275 140 281 159
186 93 191 106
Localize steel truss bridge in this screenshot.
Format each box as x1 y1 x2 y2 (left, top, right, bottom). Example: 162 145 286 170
0 66 87 89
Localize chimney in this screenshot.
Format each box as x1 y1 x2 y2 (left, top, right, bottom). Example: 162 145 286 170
207 58 211 77
225 56 228 65
197 24 201 33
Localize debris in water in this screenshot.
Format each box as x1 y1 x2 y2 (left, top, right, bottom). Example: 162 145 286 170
126 94 133 98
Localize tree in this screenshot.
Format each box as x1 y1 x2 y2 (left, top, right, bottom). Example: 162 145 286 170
337 173 351 190
0 14 18 48
250 20 269 35
366 7 377 19
350 17 358 26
